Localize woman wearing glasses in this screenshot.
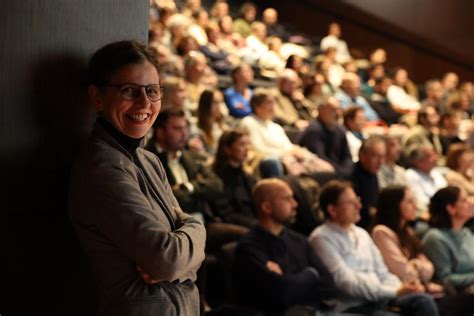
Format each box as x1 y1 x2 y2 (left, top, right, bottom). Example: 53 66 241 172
68 41 205 316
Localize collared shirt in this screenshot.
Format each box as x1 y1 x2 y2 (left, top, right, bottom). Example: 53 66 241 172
309 222 401 312
240 114 294 159
405 167 447 215
335 90 380 121
154 143 194 192
377 164 408 189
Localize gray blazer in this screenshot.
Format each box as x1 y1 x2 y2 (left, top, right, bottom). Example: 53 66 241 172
68 121 206 316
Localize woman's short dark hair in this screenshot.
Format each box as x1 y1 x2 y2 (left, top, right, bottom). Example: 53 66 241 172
429 186 460 229
319 180 353 219
88 40 159 86
375 186 422 257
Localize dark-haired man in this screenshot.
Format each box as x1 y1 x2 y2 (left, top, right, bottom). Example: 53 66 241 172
309 180 439 315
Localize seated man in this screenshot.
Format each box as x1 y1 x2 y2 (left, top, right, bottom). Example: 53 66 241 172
405 143 447 219
146 108 247 249
350 135 386 230
309 180 439 315
335 72 380 123
233 178 339 315
299 96 353 176
240 91 334 177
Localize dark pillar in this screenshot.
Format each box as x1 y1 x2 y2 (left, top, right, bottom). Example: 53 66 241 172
1 1 148 315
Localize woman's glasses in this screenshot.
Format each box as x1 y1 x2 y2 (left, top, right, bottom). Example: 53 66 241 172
105 83 163 102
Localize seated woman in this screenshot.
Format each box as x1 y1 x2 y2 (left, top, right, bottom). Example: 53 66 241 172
213 128 258 228
197 89 229 155
372 186 444 296
423 186 474 291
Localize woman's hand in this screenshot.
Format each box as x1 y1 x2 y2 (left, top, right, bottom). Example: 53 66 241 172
137 265 160 285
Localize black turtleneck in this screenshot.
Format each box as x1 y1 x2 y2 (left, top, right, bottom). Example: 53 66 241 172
98 116 143 156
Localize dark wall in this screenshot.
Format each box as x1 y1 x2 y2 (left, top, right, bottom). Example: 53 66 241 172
344 0 474 64
1 1 147 315
260 0 474 83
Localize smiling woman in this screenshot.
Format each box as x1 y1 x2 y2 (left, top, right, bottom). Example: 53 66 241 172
68 40 206 316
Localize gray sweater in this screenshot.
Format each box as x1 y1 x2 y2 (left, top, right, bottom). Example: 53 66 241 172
68 121 206 316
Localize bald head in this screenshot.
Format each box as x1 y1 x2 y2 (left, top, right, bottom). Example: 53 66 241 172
253 178 288 211
263 8 278 25
253 178 297 228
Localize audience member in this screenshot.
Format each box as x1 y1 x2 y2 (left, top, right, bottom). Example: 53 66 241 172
440 110 463 150
188 9 209 46
240 91 334 177
377 134 407 189
335 72 380 122
271 68 314 131
350 135 386 229
372 186 444 296
368 76 402 125
309 180 438 315
423 186 474 315
299 96 353 176
387 67 421 113
422 79 447 114
183 51 217 112
442 72 460 100
223 63 254 118
197 89 228 155
233 2 257 38
405 143 447 218
258 36 286 79
320 22 351 64
209 0 228 21
262 7 289 41
199 21 237 74
213 129 258 227
445 144 474 199
233 178 339 315
343 106 367 162
245 21 269 61
402 105 447 158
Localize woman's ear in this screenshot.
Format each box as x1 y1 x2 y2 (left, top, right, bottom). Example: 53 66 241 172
88 85 104 112
446 203 456 217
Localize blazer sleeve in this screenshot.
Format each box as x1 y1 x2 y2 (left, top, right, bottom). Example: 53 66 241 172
81 164 206 282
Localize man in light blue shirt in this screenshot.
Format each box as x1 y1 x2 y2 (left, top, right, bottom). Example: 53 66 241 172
335 72 380 122
309 180 438 315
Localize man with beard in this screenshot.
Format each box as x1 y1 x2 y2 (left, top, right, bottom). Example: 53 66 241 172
233 179 338 315
299 96 353 176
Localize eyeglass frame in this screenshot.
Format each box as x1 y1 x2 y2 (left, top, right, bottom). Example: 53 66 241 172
103 83 163 102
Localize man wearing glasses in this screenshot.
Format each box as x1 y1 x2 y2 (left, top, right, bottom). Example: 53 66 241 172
308 180 439 315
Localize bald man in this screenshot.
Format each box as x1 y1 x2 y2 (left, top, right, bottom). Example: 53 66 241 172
233 179 338 315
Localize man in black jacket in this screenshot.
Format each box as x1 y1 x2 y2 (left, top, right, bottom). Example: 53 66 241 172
146 108 248 249
299 96 353 177
233 178 339 315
